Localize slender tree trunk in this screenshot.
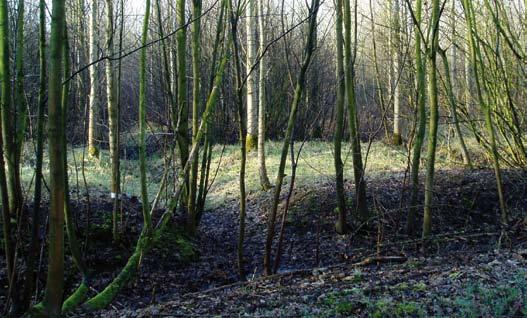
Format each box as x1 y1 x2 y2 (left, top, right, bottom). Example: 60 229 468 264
176 0 190 217
188 0 203 232
342 0 368 221
139 0 153 234
391 0 403 145
257 0 272 190
422 0 441 242
42 0 67 315
88 0 99 158
406 0 426 236
245 0 258 151
12 0 25 217
227 0 248 278
263 0 320 275
105 0 121 241
0 0 14 306
334 0 349 234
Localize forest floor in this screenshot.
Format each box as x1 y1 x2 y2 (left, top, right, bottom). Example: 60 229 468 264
1 141 527 317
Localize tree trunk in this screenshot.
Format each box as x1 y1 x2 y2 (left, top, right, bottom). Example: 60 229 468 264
42 0 67 314
0 0 14 307
176 0 190 217
106 0 121 241
88 0 99 158
391 0 403 145
334 0 349 234
406 0 426 236
257 0 272 190
139 0 153 234
188 0 203 232
342 0 368 221
245 0 258 151
422 0 441 242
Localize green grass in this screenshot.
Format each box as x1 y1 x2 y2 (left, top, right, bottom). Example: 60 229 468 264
18 138 486 210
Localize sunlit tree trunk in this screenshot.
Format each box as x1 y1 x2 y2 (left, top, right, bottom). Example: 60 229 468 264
245 0 258 151
422 0 441 242
390 0 403 145
42 0 67 314
342 0 368 220
105 0 120 241
88 0 100 158
406 0 425 236
257 0 272 190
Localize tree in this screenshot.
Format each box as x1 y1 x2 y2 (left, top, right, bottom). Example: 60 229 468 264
422 0 441 242
390 0 403 145
0 0 14 308
105 0 121 241
333 0 349 234
88 0 100 158
342 0 368 221
188 0 203 231
245 0 258 151
176 0 190 220
406 0 426 236
42 0 67 314
257 0 272 190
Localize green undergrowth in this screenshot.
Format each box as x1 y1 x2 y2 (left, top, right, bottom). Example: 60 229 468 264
18 138 490 212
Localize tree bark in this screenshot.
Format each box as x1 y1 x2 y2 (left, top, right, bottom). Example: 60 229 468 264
88 0 100 158
42 0 67 314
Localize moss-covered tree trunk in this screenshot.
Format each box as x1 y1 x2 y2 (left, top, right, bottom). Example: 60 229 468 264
106 0 121 241
422 0 441 242
176 0 190 218
334 0 349 234
42 0 67 315
342 0 368 221
0 0 14 306
406 0 426 236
